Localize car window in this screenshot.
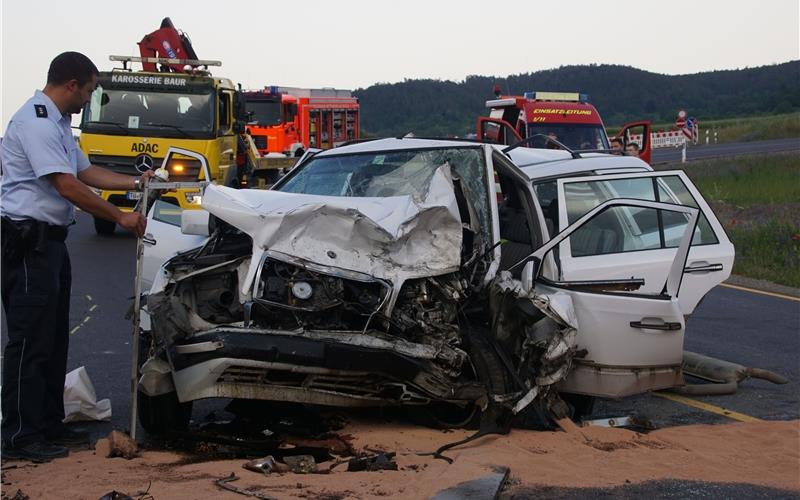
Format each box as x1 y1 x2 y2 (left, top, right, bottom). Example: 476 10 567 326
569 205 666 256
151 199 183 227
563 175 717 257
656 176 719 245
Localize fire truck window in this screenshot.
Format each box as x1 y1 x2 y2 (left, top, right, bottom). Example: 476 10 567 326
284 103 297 123
219 93 231 129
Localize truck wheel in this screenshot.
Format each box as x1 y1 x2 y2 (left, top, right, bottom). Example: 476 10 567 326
94 217 116 235
137 390 192 434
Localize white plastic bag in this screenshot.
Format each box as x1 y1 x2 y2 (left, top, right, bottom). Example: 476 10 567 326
63 366 112 422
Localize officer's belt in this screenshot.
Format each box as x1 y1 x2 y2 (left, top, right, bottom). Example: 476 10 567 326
1 217 69 242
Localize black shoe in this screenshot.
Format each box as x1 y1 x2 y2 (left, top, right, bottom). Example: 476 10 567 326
2 441 69 462
46 428 90 446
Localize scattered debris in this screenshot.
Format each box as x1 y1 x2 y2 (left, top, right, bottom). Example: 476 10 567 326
581 416 656 431
432 466 510 500
283 455 317 474
96 431 139 459
675 351 790 395
215 473 275 499
243 456 289 475
1 490 29 500
346 452 398 472
97 492 132 500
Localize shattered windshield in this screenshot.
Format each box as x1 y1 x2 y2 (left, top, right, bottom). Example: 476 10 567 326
278 148 486 199
278 147 492 244
82 86 215 138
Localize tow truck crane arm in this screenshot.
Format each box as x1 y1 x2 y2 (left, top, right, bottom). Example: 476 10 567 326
137 17 199 73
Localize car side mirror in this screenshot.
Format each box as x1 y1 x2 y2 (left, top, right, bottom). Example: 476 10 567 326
521 258 539 293
181 209 211 236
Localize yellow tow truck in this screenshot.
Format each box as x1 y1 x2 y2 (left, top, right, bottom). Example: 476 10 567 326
78 18 269 234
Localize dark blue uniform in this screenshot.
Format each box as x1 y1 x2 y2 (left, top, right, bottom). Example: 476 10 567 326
1 90 90 449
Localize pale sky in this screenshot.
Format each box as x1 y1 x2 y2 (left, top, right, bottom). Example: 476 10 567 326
2 0 798 133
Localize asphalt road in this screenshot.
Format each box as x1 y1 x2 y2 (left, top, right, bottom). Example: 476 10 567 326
2 211 797 440
651 137 800 164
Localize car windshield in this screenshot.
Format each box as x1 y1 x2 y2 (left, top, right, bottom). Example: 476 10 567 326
527 124 610 151
82 86 215 138
278 147 486 199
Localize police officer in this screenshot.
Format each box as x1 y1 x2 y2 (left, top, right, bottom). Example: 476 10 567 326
1 52 154 462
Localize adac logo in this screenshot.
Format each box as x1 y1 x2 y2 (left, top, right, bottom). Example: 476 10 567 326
133 153 154 173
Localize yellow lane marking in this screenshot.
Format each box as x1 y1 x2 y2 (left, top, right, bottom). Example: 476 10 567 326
721 283 800 302
653 392 762 423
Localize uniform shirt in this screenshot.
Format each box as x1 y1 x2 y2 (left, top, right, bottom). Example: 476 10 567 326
0 90 90 226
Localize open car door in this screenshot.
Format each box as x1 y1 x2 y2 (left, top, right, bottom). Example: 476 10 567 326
141 201 208 291
140 147 212 291
553 170 733 315
521 199 699 397
616 121 652 163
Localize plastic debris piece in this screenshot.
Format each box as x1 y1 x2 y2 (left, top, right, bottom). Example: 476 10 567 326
242 456 289 474
63 366 112 422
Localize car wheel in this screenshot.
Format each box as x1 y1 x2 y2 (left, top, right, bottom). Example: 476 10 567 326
414 327 512 430
560 392 595 420
137 390 192 434
93 216 115 235
136 332 191 434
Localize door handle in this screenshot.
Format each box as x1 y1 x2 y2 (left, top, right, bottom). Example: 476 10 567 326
684 263 723 274
142 233 157 246
630 320 682 331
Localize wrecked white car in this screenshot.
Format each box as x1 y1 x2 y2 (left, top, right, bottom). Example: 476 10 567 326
138 138 734 433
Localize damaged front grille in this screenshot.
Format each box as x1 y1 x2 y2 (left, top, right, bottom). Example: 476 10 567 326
217 366 429 404
251 257 390 331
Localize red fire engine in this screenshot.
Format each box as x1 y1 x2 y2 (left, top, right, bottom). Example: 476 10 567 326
243 87 359 157
478 90 651 163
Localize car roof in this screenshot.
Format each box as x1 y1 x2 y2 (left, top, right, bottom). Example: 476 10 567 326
316 137 480 156
311 138 653 182
504 147 653 181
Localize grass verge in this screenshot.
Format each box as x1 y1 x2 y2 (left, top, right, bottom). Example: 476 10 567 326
664 153 800 288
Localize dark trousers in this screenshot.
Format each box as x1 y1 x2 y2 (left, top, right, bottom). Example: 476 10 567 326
2 239 71 447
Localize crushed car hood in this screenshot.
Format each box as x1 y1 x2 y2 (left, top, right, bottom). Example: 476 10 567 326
201 164 464 295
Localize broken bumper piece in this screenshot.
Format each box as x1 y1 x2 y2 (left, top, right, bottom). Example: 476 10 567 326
166 328 484 406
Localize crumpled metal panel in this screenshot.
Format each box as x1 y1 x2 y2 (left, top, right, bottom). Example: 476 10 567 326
201 164 463 296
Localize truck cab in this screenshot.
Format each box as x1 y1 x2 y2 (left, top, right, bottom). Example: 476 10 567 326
79 66 242 234
478 91 652 163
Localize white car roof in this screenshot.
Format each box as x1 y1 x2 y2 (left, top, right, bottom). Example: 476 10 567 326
313 138 652 182
316 137 479 156
505 147 653 181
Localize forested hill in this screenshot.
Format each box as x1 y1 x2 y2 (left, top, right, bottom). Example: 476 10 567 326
353 61 799 137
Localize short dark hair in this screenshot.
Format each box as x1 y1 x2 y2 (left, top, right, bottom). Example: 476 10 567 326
47 52 99 86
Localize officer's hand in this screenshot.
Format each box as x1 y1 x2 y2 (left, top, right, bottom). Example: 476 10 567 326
118 212 147 238
140 170 157 188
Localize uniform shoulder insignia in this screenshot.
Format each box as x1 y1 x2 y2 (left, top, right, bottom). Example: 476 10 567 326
34 104 48 118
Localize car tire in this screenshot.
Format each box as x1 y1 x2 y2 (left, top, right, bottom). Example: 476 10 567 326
137 390 192 434
560 392 595 420
417 327 513 429
94 216 116 235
